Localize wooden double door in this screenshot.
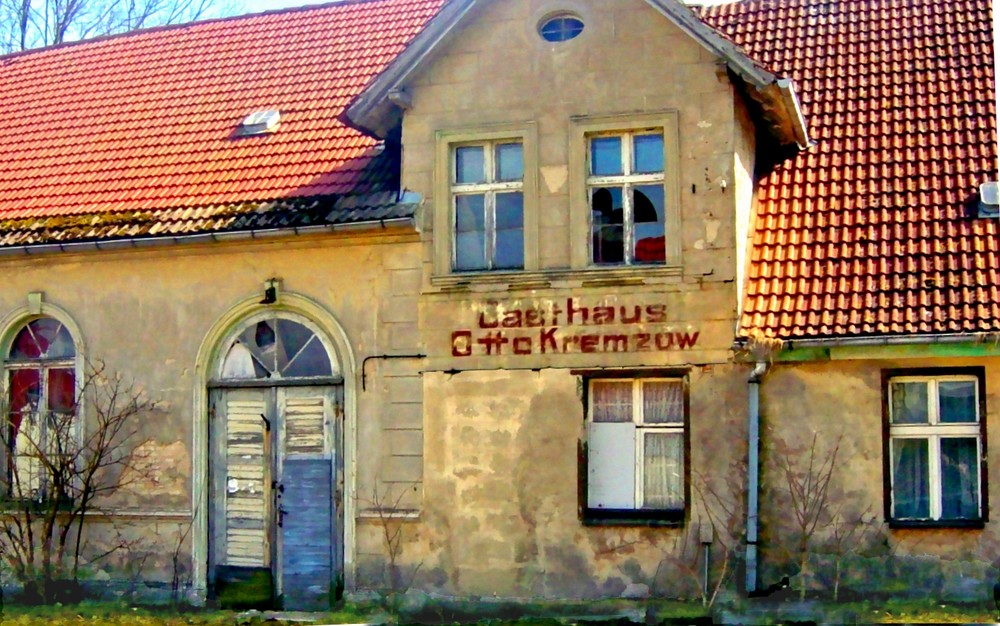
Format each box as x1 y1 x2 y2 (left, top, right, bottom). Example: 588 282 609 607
208 384 343 610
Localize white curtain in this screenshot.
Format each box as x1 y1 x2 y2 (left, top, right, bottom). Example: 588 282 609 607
643 381 683 424
643 432 683 509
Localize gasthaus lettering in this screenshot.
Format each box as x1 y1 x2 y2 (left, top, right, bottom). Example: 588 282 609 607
450 298 700 357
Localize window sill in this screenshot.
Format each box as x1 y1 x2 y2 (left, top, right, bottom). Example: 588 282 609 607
582 508 684 527
888 519 985 530
430 265 683 291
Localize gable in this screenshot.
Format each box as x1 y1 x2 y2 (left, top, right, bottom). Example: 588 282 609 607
344 0 809 150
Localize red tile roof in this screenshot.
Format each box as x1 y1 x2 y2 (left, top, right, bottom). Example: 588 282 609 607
701 0 999 340
0 0 446 221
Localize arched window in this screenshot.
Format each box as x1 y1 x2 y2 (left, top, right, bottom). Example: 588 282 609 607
219 316 336 380
4 317 78 498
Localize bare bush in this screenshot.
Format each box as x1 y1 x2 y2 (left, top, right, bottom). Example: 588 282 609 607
0 359 157 601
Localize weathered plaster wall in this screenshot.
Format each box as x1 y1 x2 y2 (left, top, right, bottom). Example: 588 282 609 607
0 230 423 585
401 0 745 278
758 357 1000 600
382 0 763 599
355 365 749 598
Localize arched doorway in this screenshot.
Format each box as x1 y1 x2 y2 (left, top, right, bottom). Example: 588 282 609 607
207 312 344 610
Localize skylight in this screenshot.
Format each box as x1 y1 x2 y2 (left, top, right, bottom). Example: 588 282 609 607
238 109 281 136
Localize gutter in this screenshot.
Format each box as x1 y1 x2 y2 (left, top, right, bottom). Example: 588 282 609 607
744 332 1000 351
0 217 415 257
745 361 767 595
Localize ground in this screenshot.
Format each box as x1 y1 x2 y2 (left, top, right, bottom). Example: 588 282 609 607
0 597 999 624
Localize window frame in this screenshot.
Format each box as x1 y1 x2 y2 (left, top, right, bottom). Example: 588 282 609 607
570 112 681 270
433 123 539 277
450 140 525 271
579 370 690 526
1 314 84 501
881 367 988 529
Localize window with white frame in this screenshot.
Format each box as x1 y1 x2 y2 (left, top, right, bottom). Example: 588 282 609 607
587 130 665 265
586 378 686 521
886 371 985 524
3 317 78 499
451 140 524 271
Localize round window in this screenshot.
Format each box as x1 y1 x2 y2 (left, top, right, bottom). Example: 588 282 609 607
538 14 584 42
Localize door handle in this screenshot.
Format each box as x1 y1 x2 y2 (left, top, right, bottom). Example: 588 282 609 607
278 505 287 528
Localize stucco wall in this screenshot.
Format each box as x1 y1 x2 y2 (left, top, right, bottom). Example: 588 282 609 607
355 365 749 598
0 230 423 588
758 356 1000 600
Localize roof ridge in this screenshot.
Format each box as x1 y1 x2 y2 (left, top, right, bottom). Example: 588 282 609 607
0 0 403 63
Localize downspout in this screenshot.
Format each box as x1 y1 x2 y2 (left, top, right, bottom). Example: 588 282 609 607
745 361 768 595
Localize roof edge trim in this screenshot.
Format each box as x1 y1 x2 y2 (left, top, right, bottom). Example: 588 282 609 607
342 0 480 137
0 217 415 258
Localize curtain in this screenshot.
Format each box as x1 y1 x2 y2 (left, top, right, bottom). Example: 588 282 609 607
643 381 683 424
643 432 683 509
592 381 632 422
940 437 979 519
892 438 929 518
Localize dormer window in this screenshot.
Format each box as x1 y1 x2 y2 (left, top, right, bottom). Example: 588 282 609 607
979 181 999 218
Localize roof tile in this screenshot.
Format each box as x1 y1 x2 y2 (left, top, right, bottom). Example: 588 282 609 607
702 0 997 340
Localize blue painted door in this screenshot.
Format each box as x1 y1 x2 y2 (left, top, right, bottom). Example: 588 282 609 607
275 387 342 610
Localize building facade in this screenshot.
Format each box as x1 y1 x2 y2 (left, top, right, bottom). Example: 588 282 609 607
0 0 996 609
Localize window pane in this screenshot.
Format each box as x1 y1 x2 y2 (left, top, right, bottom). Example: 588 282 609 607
282 336 334 378
9 325 42 360
494 192 523 270
891 382 929 424
222 342 264 379
633 184 666 264
275 319 315 374
892 438 930 518
495 192 523 230
939 381 977 423
8 369 41 434
592 381 632 422
590 136 622 176
643 381 683 424
591 186 624 264
495 143 523 181
940 438 979 519
634 133 664 173
643 432 684 509
455 146 485 184
48 368 76 415
455 194 486 271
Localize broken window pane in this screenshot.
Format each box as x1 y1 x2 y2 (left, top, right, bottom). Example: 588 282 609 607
633 184 666 264
591 186 624 264
222 342 260 379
